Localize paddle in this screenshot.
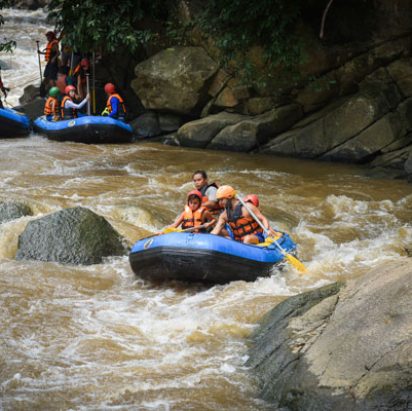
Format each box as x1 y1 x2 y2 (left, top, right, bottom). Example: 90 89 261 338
162 224 208 234
86 73 91 115
35 40 42 86
236 195 307 273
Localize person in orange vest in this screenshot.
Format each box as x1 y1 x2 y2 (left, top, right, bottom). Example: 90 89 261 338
211 186 276 244
165 190 216 233
44 86 61 121
60 85 89 120
38 31 59 94
101 83 126 121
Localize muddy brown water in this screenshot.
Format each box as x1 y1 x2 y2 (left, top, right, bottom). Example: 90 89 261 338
0 135 411 410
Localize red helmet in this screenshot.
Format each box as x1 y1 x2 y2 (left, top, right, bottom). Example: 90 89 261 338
80 58 89 69
64 85 76 95
104 83 116 94
187 190 203 202
243 194 259 208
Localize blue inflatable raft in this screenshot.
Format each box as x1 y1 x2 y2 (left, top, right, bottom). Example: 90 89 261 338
33 115 134 143
0 108 31 137
129 232 297 284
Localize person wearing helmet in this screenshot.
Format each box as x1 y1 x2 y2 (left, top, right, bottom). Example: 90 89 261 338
243 194 259 208
165 190 216 233
44 86 61 121
60 85 89 120
38 31 60 96
0 66 10 109
211 185 275 244
102 83 126 121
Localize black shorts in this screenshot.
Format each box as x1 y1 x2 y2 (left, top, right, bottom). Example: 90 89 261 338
44 62 58 80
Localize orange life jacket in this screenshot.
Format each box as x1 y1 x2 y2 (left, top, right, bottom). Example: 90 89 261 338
44 96 59 116
226 202 263 241
106 93 127 115
182 205 206 230
60 95 78 119
45 39 58 62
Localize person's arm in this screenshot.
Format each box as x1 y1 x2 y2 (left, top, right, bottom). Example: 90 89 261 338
170 212 184 229
246 204 277 235
108 97 119 118
203 186 219 210
210 211 227 235
65 95 89 110
202 210 216 229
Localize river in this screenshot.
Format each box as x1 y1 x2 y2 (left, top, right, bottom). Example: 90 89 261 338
1 8 412 411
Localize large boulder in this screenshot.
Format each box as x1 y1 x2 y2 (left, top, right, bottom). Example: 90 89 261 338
207 104 303 152
131 47 218 115
177 111 245 148
16 207 127 265
0 202 32 224
247 260 412 411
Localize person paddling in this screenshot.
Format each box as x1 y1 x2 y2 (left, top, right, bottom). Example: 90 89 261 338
101 83 126 121
60 85 89 120
211 185 276 244
165 190 216 233
44 86 61 121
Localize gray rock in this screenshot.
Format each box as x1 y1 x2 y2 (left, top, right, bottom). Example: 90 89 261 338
177 111 245 148
16 97 44 121
158 113 182 133
248 260 412 411
16 207 127 265
130 112 161 138
405 151 412 175
131 47 218 115
0 202 32 224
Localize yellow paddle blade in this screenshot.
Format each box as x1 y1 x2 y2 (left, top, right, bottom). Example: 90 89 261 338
162 227 182 234
257 233 283 247
285 253 307 273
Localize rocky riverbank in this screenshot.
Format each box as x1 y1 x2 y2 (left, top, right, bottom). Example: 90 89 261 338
246 260 412 410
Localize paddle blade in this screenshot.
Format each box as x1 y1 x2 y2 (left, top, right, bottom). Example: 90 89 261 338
162 227 182 234
285 253 307 273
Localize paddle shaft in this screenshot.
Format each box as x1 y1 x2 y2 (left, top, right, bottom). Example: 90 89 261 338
236 195 287 255
35 41 42 86
86 73 91 115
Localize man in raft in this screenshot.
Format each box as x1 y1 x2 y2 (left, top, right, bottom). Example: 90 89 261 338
166 190 216 233
61 85 89 119
0 71 10 109
211 185 276 244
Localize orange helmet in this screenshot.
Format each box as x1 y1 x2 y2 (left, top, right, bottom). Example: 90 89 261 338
104 83 116 94
65 85 76 95
243 194 259 208
216 185 236 200
187 190 203 202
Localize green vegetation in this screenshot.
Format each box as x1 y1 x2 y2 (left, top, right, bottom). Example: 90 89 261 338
197 0 304 74
0 0 16 52
48 0 171 53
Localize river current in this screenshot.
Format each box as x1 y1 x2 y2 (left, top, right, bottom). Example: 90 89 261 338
1 8 412 411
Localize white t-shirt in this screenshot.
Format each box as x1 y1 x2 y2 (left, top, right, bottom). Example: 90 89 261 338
204 186 217 202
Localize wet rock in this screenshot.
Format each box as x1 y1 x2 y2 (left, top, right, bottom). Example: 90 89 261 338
247 260 412 411
245 97 273 115
16 207 127 265
16 97 44 121
158 113 183 133
387 58 412 98
0 202 32 224
131 47 218 115
405 151 412 176
177 111 245 148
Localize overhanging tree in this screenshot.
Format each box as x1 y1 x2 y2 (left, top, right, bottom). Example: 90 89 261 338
0 0 16 52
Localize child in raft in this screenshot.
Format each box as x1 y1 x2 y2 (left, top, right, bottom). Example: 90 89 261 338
166 190 216 233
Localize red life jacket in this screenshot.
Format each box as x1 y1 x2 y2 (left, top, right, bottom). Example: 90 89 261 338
106 93 127 115
182 205 206 230
44 96 59 116
226 202 263 241
60 96 78 119
45 39 58 62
